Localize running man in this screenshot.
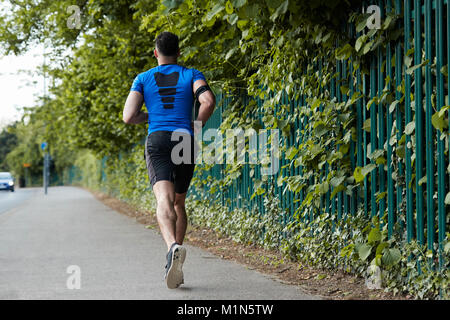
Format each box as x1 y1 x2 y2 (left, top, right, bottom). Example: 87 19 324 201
122 31 215 288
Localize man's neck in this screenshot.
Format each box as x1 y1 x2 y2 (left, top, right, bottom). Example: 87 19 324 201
157 59 177 66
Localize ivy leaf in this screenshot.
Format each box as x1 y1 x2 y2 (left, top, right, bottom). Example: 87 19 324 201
356 16 368 32
228 13 238 25
225 0 234 14
316 274 327 280
376 242 389 255
381 248 401 267
363 40 373 55
418 175 427 186
357 243 372 261
318 181 329 195
354 164 376 183
330 185 345 199
161 0 183 9
232 0 247 8
389 100 399 114
404 55 413 68
225 47 238 60
270 0 289 21
406 59 429 75
431 108 449 132
444 241 450 253
367 149 384 160
206 4 225 21
330 175 346 188
441 65 448 77
335 44 353 60
353 167 365 183
445 191 450 205
276 174 284 187
285 146 298 160
363 118 371 132
405 121 415 135
382 15 394 30
355 35 367 52
368 228 381 244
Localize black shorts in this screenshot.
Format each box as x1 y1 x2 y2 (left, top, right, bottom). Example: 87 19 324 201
145 130 196 194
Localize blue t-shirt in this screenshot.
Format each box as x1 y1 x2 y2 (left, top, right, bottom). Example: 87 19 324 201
130 64 206 135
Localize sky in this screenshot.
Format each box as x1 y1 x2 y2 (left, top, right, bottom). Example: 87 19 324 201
0 44 45 130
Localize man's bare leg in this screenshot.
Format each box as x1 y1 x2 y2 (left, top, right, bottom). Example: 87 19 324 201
174 192 188 245
153 180 177 251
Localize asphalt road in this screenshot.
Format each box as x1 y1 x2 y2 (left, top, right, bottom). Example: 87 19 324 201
0 187 36 215
0 186 317 300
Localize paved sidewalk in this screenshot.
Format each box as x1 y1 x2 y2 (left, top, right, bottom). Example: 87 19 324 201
0 186 317 300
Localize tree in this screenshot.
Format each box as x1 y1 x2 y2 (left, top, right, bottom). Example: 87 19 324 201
0 123 18 171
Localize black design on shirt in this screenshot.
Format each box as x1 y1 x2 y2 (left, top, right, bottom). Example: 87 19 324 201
154 72 179 109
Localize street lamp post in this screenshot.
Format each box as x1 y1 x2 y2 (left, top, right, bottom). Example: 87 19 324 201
41 142 49 194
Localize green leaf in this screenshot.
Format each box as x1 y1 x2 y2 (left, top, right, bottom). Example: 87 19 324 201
381 248 401 267
316 274 327 280
330 175 346 188
368 228 381 244
363 118 371 132
431 110 448 132
237 19 248 30
363 40 373 54
225 0 234 14
270 0 289 21
418 175 427 186
382 15 393 30
276 174 284 187
225 47 238 60
330 185 345 199
356 16 368 32
206 4 225 21
232 0 247 8
444 241 450 253
441 65 448 77
368 149 384 160
355 35 367 52
376 242 389 255
319 181 329 195
405 121 415 135
286 146 298 160
389 100 399 114
358 243 372 261
228 13 238 25
335 44 353 60
406 59 429 75
445 191 450 205
353 167 364 183
362 163 376 176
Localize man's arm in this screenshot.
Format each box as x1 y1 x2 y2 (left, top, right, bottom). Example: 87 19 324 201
193 79 215 127
123 91 148 124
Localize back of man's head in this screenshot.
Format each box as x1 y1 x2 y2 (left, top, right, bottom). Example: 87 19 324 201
155 32 179 57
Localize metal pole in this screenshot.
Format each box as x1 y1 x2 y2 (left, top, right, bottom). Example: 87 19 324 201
44 152 48 195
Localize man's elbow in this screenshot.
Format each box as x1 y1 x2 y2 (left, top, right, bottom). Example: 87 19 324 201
205 97 216 111
123 112 133 124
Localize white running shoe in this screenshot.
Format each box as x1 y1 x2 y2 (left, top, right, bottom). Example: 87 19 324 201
164 243 186 289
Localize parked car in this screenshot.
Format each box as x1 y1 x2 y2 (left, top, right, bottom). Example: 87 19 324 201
0 172 14 192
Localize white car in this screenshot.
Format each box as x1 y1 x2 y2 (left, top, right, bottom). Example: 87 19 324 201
0 172 14 192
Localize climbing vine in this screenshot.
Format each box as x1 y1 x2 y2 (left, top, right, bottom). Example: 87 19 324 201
1 0 448 298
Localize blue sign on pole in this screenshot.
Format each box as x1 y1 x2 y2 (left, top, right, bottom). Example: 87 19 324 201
41 142 48 151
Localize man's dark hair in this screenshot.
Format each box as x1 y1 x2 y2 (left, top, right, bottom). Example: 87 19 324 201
155 32 179 57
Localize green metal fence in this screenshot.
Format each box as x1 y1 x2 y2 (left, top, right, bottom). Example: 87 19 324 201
192 0 449 269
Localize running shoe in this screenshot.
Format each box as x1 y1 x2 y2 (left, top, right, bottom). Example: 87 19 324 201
164 243 186 289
